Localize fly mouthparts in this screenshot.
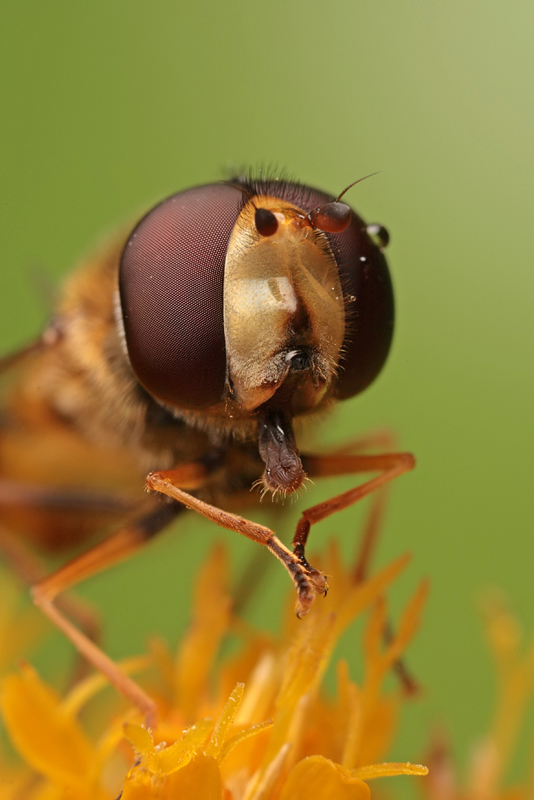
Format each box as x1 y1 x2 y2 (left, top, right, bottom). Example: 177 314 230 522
257 407 305 495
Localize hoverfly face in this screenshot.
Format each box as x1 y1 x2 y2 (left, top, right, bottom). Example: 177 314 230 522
118 178 394 425
223 195 345 413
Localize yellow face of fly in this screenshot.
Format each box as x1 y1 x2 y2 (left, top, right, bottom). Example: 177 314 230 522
223 196 345 413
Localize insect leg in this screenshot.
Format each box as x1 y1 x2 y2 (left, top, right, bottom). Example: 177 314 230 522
146 470 328 617
0 338 47 373
293 451 415 562
0 322 63 374
321 429 397 456
30 499 183 726
0 478 136 515
0 477 140 656
0 522 101 647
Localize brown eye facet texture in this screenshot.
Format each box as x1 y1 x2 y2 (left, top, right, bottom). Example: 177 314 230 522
329 204 394 399
119 183 243 409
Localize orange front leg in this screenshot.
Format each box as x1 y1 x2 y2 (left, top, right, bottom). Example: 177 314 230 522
146 470 328 617
146 449 414 618
293 451 415 564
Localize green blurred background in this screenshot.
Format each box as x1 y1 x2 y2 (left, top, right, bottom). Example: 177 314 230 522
1 0 533 789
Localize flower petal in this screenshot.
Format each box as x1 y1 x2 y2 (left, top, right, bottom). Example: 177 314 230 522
164 753 222 799
1 664 93 788
174 544 231 720
205 683 244 759
353 761 428 780
279 756 371 800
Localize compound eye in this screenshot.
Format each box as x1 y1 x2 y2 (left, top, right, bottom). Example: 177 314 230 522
119 183 243 409
330 212 394 400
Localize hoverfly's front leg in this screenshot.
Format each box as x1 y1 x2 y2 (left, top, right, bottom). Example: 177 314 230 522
317 429 398 456
146 471 327 617
293 451 415 570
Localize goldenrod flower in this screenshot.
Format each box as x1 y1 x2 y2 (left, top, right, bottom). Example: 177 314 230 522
0 542 427 798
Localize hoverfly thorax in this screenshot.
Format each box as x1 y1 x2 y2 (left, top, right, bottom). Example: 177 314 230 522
223 195 345 414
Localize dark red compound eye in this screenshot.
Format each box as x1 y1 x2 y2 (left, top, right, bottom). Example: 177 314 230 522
119 183 243 409
332 210 394 399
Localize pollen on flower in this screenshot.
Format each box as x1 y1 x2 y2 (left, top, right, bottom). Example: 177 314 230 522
0 538 430 799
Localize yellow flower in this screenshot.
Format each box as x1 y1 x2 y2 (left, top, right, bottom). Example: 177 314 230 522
0 543 428 799
424 592 534 800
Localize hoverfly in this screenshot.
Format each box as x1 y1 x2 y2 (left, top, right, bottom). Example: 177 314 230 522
0 175 414 722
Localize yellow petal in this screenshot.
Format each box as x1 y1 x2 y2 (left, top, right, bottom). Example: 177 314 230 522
386 580 429 664
60 655 149 717
124 723 157 759
205 683 244 759
157 718 214 774
121 764 163 799
220 718 274 764
175 544 231 720
164 753 222 799
1 664 93 788
261 618 334 768
125 718 215 780
279 756 371 800
353 761 428 780
334 553 411 637
356 695 398 766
